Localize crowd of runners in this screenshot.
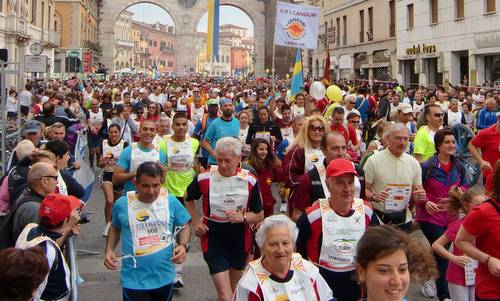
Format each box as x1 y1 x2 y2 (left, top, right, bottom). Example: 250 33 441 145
0 74 499 301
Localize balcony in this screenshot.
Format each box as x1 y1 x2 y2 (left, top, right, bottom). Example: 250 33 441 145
6 15 30 42
42 31 60 48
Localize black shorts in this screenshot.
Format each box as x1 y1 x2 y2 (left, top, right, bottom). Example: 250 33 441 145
20 105 29 116
87 134 103 149
101 171 124 192
7 112 17 118
203 239 247 275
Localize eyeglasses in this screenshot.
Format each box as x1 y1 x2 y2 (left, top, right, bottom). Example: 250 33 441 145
308 125 325 132
433 113 444 117
350 120 360 124
349 101 356 104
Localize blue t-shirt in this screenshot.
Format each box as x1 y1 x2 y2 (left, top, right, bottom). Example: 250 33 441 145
112 194 191 290
116 144 167 193
203 117 240 164
193 115 216 158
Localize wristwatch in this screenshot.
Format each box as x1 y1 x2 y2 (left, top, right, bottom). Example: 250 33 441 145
179 243 190 253
242 213 247 223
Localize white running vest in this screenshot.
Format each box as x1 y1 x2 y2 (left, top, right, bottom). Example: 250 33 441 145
130 143 161 173
126 189 172 257
208 166 249 222
318 198 366 272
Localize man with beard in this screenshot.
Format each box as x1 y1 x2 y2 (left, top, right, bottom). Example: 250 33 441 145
201 98 240 166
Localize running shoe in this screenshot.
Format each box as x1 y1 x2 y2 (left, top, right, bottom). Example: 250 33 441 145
173 273 184 289
421 280 436 298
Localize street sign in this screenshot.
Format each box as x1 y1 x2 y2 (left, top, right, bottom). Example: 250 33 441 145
25 55 48 73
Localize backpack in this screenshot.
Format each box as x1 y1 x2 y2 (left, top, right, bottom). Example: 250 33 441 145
0 175 10 214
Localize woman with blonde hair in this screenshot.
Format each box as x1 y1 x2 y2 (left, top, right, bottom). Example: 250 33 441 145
282 115 328 212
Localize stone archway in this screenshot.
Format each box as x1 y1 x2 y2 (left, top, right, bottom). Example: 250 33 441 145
98 0 265 76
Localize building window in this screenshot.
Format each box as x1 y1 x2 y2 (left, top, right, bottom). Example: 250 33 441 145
486 0 496 13
456 0 464 18
430 0 439 24
368 7 373 41
336 17 340 47
153 41 157 47
389 0 396 37
359 10 364 43
342 15 347 45
32 0 37 25
407 4 414 29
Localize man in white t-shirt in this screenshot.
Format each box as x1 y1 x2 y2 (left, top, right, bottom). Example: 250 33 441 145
19 83 33 116
342 94 360 122
148 86 166 105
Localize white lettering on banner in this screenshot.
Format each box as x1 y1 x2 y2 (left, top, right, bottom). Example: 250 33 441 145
274 1 321 50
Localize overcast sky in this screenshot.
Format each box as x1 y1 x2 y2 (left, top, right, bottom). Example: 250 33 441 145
126 4 254 35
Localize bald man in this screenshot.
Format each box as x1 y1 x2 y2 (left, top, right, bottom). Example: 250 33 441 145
0 162 59 248
476 97 498 130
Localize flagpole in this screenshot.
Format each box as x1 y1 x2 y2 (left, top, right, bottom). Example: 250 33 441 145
272 43 276 94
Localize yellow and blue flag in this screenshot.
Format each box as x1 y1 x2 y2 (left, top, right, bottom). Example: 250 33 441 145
290 48 303 99
206 0 220 62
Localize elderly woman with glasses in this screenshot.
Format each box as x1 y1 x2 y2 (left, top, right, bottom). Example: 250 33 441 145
234 215 334 301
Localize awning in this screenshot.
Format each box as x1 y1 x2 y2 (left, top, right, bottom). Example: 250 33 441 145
360 62 390 69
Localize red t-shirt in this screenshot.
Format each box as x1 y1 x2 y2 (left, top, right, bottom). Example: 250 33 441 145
462 200 500 299
330 123 358 145
445 218 466 286
470 125 500 178
440 160 453 174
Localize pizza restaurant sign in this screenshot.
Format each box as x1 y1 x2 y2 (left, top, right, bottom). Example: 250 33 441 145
405 44 436 55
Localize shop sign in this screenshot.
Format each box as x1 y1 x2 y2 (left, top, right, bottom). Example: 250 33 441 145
327 26 336 44
83 51 93 73
339 55 351 69
405 44 436 55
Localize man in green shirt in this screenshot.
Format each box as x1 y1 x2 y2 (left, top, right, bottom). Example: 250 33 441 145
414 104 443 162
158 111 199 289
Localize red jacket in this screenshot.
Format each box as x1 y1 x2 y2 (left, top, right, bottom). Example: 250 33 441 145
254 161 283 217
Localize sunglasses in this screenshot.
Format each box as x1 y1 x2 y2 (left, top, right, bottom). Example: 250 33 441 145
148 106 156 109
349 101 356 104
433 113 444 117
308 125 325 132
111 113 118 116
350 120 360 124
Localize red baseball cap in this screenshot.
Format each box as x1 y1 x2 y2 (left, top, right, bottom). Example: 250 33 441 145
326 158 357 178
39 193 84 226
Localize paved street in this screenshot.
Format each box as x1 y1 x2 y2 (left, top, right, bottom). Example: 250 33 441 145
77 181 437 301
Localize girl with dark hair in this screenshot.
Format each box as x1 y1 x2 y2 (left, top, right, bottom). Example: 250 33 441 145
99 123 129 236
432 187 485 301
245 106 283 151
417 128 468 301
141 102 161 122
455 160 500 301
247 138 283 217
356 225 438 301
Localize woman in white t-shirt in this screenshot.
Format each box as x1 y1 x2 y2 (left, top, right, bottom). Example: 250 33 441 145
6 89 18 118
238 110 252 158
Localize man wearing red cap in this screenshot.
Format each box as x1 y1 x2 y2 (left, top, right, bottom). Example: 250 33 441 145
296 158 377 301
15 193 83 301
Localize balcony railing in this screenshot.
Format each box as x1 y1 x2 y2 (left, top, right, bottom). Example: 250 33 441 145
116 40 134 48
160 47 175 53
42 31 60 48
